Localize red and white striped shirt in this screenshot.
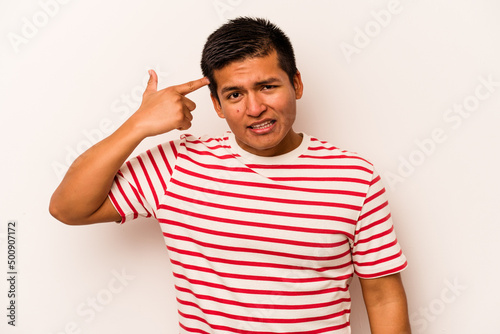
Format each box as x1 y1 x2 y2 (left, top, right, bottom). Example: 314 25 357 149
109 131 407 334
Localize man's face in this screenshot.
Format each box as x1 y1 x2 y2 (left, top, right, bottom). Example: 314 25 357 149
211 50 303 157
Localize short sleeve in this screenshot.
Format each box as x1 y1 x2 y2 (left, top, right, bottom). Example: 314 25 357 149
108 140 180 224
351 169 408 278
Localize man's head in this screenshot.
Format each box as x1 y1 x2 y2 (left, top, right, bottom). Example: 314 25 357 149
201 17 303 157
201 17 298 102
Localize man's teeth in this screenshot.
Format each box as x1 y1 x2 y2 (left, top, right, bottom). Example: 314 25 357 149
251 121 273 129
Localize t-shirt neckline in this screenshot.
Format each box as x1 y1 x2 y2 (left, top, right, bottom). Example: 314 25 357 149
225 131 310 164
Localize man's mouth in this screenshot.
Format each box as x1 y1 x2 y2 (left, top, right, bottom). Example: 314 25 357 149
249 120 276 130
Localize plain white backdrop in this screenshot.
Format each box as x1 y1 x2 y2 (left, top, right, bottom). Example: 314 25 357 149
1 0 499 333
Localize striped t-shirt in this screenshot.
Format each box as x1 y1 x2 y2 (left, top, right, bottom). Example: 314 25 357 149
109 131 407 334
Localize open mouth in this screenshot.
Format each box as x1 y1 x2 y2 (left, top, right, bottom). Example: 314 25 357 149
249 120 276 130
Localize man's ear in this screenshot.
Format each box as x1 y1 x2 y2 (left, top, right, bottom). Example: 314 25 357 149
211 94 225 119
293 70 304 99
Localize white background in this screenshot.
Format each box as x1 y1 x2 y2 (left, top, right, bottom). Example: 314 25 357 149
1 0 499 333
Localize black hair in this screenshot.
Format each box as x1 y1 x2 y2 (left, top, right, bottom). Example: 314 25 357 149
201 17 297 102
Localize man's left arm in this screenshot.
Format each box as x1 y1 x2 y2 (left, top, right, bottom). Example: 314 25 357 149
359 273 411 334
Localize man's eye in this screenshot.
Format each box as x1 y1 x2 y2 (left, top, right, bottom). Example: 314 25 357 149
263 85 276 90
227 92 240 99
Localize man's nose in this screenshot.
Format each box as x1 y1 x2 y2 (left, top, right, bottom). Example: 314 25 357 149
246 93 266 117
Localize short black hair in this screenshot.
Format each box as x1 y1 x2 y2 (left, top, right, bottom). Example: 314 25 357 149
201 17 297 102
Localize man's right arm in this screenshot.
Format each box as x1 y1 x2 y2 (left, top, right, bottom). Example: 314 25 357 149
49 70 209 225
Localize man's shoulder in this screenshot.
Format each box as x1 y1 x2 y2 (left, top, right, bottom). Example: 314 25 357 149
177 133 229 150
180 132 227 143
165 133 234 162
305 135 374 169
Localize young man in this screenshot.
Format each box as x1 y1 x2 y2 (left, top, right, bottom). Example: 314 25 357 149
50 17 411 333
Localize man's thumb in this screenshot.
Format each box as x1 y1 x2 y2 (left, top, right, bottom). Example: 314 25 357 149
144 69 158 94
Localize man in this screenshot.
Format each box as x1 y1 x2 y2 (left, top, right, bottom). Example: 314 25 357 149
50 17 411 333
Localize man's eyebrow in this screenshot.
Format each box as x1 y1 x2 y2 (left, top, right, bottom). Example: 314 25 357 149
220 77 283 95
220 85 242 95
255 77 282 86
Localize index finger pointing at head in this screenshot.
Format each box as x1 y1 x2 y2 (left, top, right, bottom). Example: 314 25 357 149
175 77 210 95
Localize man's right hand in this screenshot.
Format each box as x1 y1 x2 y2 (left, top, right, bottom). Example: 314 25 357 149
130 70 209 138
49 71 209 225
